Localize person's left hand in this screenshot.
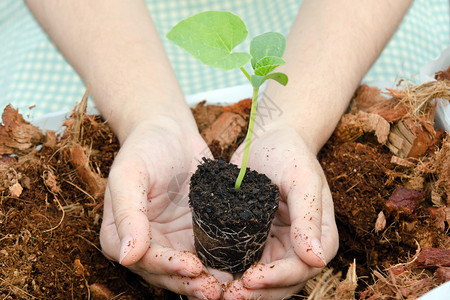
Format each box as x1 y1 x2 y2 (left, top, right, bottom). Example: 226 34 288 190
223 125 339 300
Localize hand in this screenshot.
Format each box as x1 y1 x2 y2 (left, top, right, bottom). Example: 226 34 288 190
99 115 225 299
224 125 339 299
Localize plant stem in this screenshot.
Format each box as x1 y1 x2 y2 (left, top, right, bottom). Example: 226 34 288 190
235 87 259 189
240 67 250 81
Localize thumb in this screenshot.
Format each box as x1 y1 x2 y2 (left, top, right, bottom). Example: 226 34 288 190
286 165 327 268
107 160 152 266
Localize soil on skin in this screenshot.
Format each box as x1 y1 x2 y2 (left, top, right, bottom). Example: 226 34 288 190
189 158 279 272
1 74 449 299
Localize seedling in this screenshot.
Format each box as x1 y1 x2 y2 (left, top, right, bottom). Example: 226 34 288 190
167 11 288 189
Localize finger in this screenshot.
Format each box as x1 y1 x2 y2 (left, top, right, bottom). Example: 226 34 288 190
223 279 304 300
100 187 150 266
107 159 152 266
241 253 319 289
320 182 339 261
142 273 222 300
99 190 120 261
285 164 326 268
206 267 234 283
140 245 204 277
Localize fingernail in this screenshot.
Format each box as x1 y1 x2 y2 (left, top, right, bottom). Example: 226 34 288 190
119 235 134 264
193 290 208 300
311 238 327 266
178 269 197 277
244 282 265 289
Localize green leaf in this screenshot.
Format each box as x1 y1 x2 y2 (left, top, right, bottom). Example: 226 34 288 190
254 56 286 76
250 32 286 69
167 11 251 70
250 72 288 89
265 72 288 86
250 75 265 89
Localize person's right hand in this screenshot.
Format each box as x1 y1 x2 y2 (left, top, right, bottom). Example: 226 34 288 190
99 115 227 299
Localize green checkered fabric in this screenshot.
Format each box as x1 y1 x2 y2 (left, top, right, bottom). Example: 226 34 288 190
0 0 449 118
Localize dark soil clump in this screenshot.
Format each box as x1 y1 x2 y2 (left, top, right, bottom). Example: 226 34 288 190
189 158 279 273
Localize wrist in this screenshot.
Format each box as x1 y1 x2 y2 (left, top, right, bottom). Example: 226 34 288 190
254 118 323 155
98 95 197 145
256 80 351 154
254 92 330 155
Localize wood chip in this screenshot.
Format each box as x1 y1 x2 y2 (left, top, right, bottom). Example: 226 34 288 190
385 187 424 216
428 207 446 231
192 100 223 132
387 119 433 158
446 207 450 225
222 98 252 116
9 182 23 197
390 156 415 168
416 248 450 268
352 84 388 111
335 260 358 299
431 190 445 207
404 177 425 190
334 111 390 144
375 211 386 233
435 267 450 284
43 169 61 194
201 112 246 147
0 105 45 155
73 259 85 276
69 145 107 200
89 283 115 299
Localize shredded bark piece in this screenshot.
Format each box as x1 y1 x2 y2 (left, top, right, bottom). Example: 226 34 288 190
73 259 85 277
390 155 415 167
375 211 387 233
404 176 425 190
201 112 247 148
435 267 450 284
43 169 61 194
89 283 116 299
385 187 424 216
191 100 223 132
222 98 252 117
351 84 389 111
435 66 450 82
334 260 357 299
334 111 390 144
0 105 45 155
387 118 433 158
9 182 23 197
69 145 107 200
434 138 450 201
428 207 446 231
416 248 450 268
